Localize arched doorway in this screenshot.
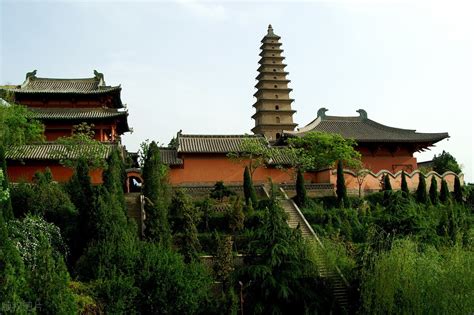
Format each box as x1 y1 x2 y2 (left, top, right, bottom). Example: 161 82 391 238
126 169 143 193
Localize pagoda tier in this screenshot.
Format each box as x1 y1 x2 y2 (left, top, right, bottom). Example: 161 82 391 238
251 25 297 141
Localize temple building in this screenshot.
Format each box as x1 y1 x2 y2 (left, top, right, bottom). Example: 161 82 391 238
4 71 130 184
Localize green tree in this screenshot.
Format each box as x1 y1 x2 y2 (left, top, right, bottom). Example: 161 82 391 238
142 141 171 246
383 174 392 191
227 197 245 235
432 151 462 174
295 167 307 207
210 181 235 201
0 146 13 221
102 149 127 214
336 160 347 205
416 173 428 204
227 136 273 177
0 100 44 147
243 166 258 207
287 131 362 171
454 176 463 203
401 170 409 196
440 179 450 203
429 177 439 205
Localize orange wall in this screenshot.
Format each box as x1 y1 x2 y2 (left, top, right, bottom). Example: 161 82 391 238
358 146 417 173
169 154 293 185
7 161 103 184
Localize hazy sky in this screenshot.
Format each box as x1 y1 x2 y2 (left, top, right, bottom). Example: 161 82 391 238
1 0 473 181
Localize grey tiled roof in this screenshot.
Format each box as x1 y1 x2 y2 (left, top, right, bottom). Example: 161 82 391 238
9 76 120 94
177 134 267 153
159 148 183 165
286 108 449 144
6 143 115 160
28 108 128 120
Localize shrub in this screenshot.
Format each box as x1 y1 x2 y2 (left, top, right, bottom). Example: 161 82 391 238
416 173 428 204
295 168 307 207
429 177 439 205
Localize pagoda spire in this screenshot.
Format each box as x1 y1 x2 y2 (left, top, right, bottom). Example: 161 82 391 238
251 25 297 141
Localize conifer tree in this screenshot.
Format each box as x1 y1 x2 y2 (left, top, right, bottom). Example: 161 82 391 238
383 174 392 191
142 141 171 246
173 190 201 263
0 146 13 221
243 166 258 207
454 176 463 203
336 160 347 206
295 168 307 207
416 173 428 204
103 148 127 214
429 176 439 205
440 179 450 203
401 170 409 196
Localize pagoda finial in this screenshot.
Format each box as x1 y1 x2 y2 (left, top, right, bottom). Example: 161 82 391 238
267 24 274 35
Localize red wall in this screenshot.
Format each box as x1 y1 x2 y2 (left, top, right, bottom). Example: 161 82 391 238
7 161 103 184
358 146 417 173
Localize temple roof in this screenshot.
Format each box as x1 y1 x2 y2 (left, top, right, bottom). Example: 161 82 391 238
28 108 128 120
285 108 449 144
177 134 266 153
8 70 121 95
5 143 116 160
159 148 183 165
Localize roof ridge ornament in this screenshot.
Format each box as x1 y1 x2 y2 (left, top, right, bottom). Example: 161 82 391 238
356 109 368 119
25 70 37 81
267 24 274 36
93 70 106 86
317 107 328 118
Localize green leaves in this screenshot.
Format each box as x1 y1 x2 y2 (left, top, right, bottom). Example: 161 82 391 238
0 101 44 148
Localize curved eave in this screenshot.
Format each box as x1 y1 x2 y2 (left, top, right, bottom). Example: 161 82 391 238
253 88 293 97
252 110 296 119
10 86 121 95
253 98 294 107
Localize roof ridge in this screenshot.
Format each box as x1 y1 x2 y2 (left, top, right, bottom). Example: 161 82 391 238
180 134 263 138
32 77 98 81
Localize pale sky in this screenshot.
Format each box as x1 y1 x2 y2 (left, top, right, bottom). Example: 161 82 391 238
1 0 473 182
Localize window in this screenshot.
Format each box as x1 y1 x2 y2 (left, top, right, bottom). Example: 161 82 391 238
272 46 275 49
273 69 276 72
275 105 279 110
272 54 275 56
273 76 277 79
272 60 275 63
276 117 280 123
274 85 278 88
275 94 278 98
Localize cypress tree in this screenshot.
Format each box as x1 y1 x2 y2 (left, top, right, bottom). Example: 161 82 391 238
416 173 428 204
454 176 463 203
429 176 439 205
103 149 127 214
0 146 13 221
401 171 409 196
243 166 258 207
440 179 450 203
295 168 307 207
383 174 392 191
336 160 347 205
142 141 171 246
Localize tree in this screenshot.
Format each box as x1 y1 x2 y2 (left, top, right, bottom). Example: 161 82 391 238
429 177 439 205
227 136 272 177
227 197 245 251
102 148 127 214
383 174 392 191
416 173 428 204
243 166 258 207
401 170 409 196
142 141 171 246
0 146 13 221
0 100 44 148
214 233 234 289
356 168 370 198
295 167 307 207
336 160 347 205
432 151 462 174
210 181 235 202
454 176 463 203
287 131 362 171
440 179 450 203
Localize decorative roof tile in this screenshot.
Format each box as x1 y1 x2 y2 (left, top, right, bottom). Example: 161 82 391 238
28 108 128 120
177 134 267 153
6 143 116 160
285 108 449 144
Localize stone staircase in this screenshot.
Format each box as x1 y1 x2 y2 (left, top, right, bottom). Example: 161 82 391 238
276 187 350 312
125 192 145 237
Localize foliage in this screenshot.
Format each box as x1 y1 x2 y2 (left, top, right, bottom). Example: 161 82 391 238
55 122 108 169
336 160 347 205
210 181 235 201
382 174 392 191
401 170 409 196
0 100 44 147
142 141 171 246
295 168 307 207
0 147 13 221
286 131 362 171
416 173 428 203
138 138 150 167
213 233 234 288
432 150 462 174
429 176 439 205
237 198 325 314
454 176 463 203
227 136 272 177
243 166 258 206
361 239 474 314
102 148 127 214
8 215 69 269
440 179 450 203
227 197 245 235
